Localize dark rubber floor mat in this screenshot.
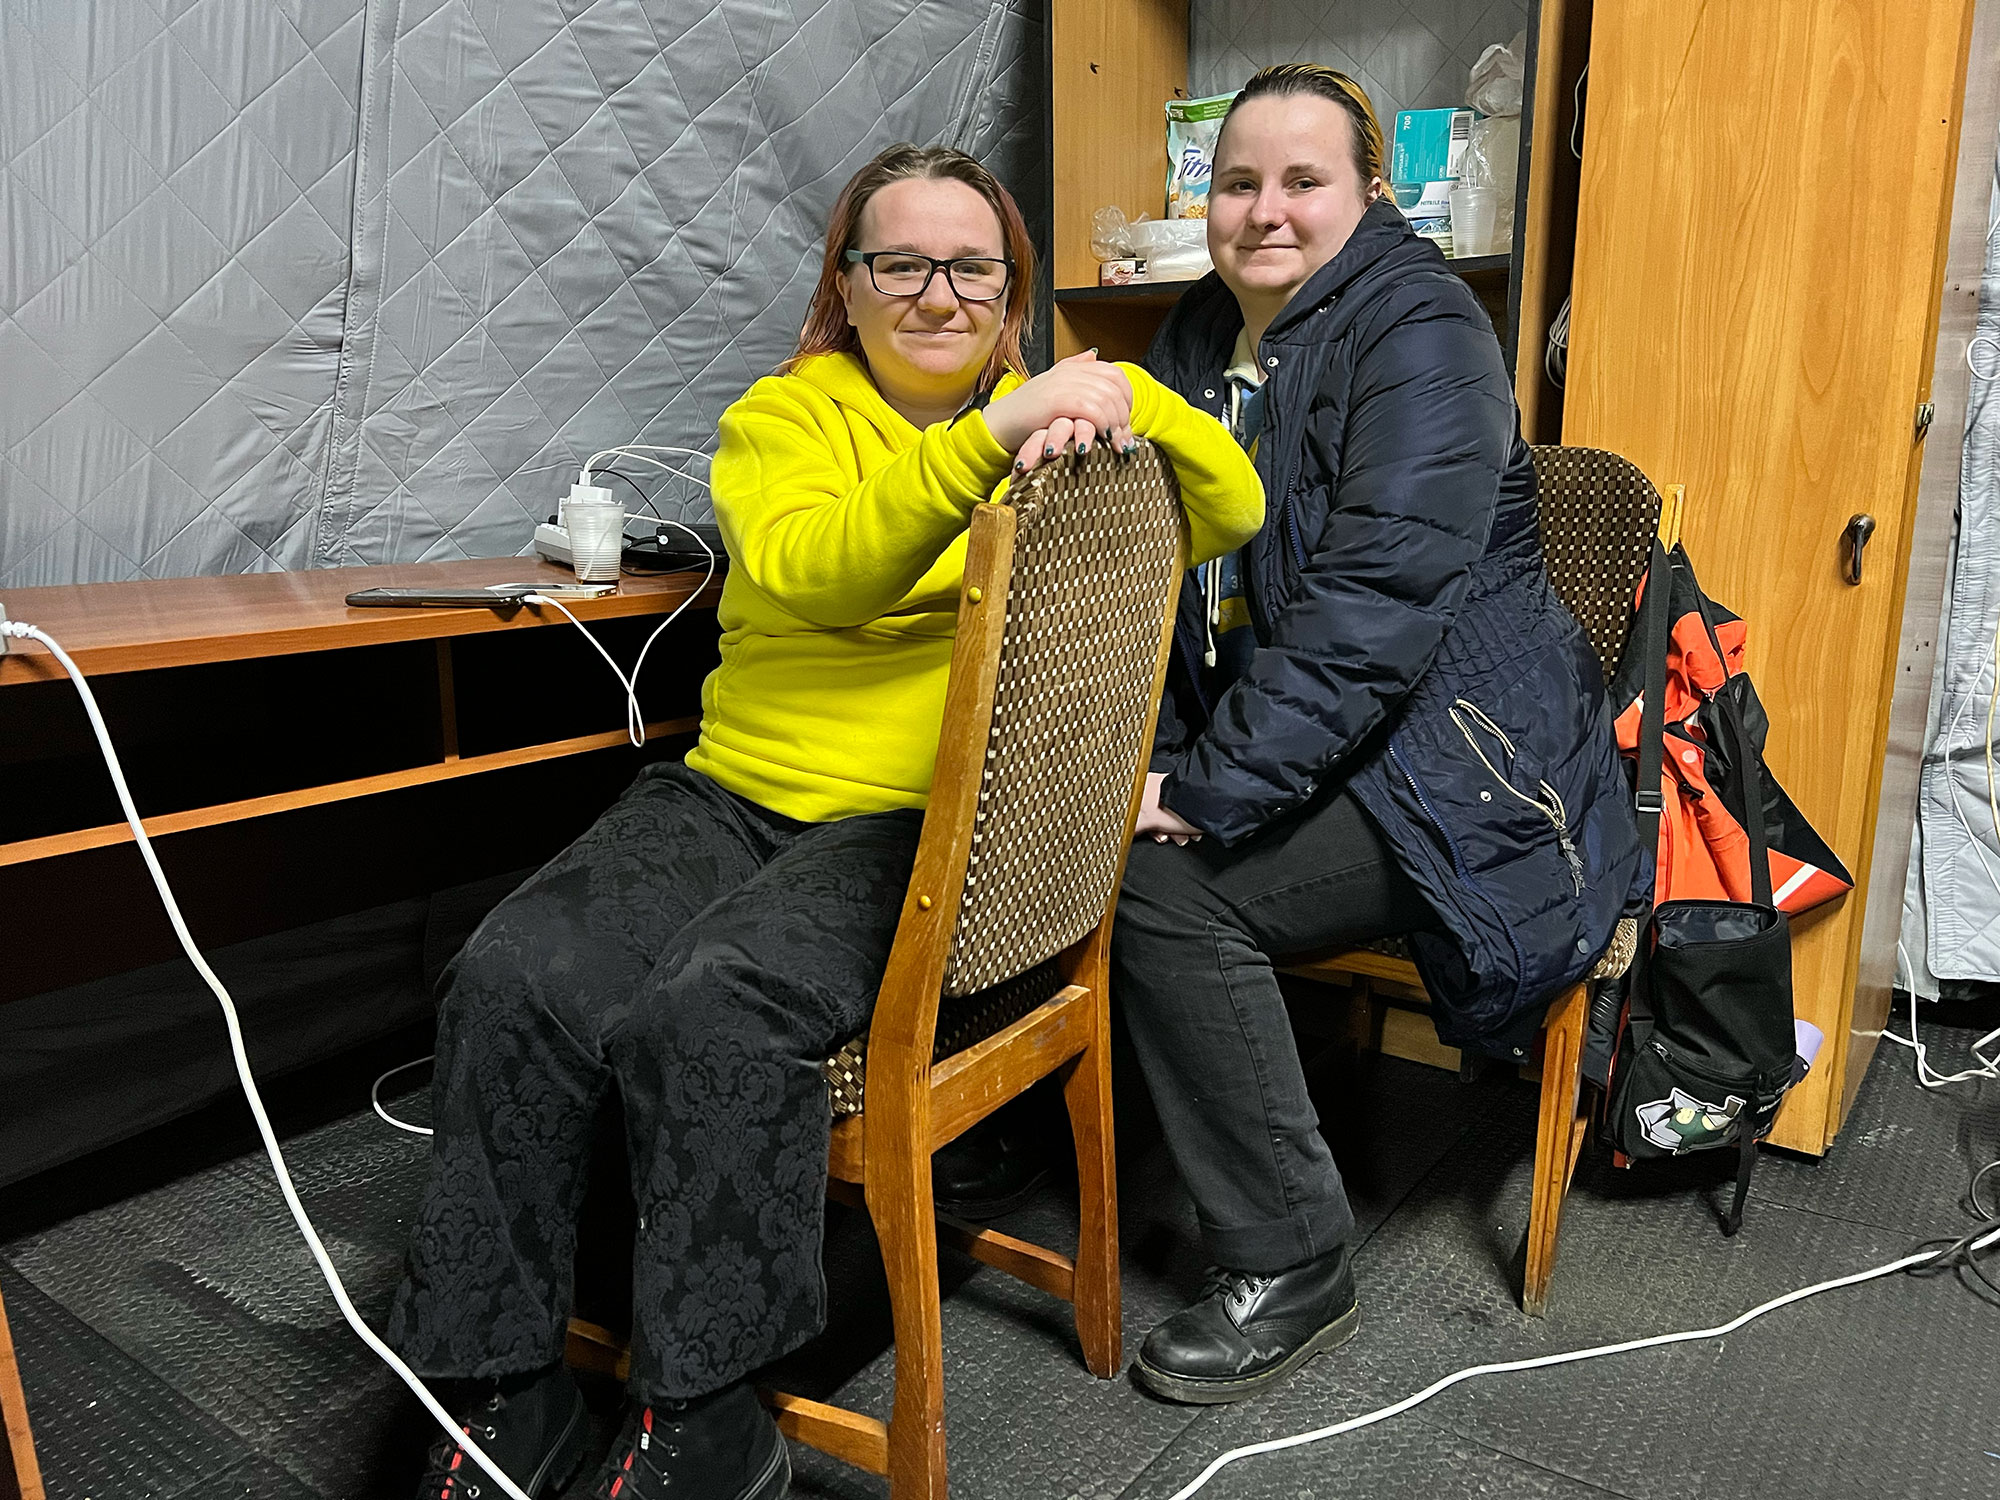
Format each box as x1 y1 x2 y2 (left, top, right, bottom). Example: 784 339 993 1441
5 1103 435 1498
0 1265 323 1500
7 1021 1998 1500
1121 1030 2000 1500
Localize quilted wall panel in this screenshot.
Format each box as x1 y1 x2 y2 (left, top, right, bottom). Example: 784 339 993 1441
1 0 1045 586
2 0 368 589
1905 130 2000 989
1189 0 1530 127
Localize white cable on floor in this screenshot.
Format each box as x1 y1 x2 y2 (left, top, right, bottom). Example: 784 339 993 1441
0 618 535 1500
371 1055 436 1137
1165 1222 2000 1500
1872 985 2000 1088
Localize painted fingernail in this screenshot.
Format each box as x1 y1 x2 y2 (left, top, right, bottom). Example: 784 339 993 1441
1078 442 1089 456
1044 446 1055 457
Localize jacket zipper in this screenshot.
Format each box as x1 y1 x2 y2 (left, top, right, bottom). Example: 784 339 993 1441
1448 700 1585 894
1388 742 1529 1010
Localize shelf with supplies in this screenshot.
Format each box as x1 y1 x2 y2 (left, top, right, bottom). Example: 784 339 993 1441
1052 253 1513 312
1041 0 1589 440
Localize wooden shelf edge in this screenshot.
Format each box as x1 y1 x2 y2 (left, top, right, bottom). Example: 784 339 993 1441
1053 252 1512 310
0 578 722 687
0 717 700 867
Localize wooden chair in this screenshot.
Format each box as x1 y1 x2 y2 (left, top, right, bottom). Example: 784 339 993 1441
1281 446 1679 1317
1 1282 44 1500
569 442 1188 1498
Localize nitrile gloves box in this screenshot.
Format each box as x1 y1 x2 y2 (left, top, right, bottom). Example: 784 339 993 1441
1391 108 1474 188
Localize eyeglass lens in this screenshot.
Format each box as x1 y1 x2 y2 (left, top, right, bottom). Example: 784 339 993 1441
869 254 1010 301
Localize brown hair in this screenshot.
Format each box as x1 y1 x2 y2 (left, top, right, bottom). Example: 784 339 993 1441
1219 64 1387 194
786 143 1036 391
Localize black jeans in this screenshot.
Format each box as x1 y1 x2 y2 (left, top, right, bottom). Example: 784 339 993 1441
386 762 921 1402
1112 788 1424 1274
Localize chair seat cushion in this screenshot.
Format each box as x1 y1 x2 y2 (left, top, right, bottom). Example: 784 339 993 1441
822 960 1065 1118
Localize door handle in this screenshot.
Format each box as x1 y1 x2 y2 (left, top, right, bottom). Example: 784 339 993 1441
1843 513 1876 584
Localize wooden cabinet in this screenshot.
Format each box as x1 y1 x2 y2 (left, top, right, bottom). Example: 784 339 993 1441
1562 0 1987 1153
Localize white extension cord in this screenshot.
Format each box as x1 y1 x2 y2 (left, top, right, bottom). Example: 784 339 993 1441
8 603 1999 1500
1162 1218 2000 1499
0 616 537 1500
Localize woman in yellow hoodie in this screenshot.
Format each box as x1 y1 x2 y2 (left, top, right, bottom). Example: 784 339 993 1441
391 144 1262 1500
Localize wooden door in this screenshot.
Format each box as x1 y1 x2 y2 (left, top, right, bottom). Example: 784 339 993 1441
1563 1 1977 1152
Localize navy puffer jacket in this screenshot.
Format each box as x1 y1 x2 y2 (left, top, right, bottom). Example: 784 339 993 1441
1147 199 1643 1054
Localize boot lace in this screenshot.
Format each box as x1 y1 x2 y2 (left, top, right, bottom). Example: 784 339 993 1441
593 1405 686 1499
417 1391 504 1498
1198 1265 1273 1303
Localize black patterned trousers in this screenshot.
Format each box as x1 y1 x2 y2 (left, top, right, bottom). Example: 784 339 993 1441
386 761 922 1402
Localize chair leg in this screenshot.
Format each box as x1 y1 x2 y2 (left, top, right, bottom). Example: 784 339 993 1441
1061 1006 1121 1378
0 1285 45 1500
868 1125 948 1500
1523 983 1589 1317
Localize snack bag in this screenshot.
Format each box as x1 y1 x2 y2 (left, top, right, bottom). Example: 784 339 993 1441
1166 93 1233 219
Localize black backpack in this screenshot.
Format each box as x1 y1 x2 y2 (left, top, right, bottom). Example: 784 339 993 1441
1594 541 1804 1235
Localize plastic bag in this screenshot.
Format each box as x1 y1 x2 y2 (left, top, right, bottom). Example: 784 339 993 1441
1091 205 1143 260
1466 33 1526 118
1090 209 1211 281
1128 218 1211 280
1460 33 1525 251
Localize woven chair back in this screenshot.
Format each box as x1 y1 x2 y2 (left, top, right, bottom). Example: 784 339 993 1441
937 441 1185 996
1530 444 1663 677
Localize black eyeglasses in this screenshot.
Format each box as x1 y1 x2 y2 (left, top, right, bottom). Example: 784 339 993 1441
844 249 1014 302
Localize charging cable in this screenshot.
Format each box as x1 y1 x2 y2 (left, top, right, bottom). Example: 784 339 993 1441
372 1055 435 1136
525 516 716 748
0 617 537 1500
582 443 711 495
1873 972 2000 1087
1164 1219 2000 1500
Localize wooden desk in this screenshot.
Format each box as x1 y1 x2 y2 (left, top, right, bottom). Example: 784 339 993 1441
0 558 719 868
0 558 721 1499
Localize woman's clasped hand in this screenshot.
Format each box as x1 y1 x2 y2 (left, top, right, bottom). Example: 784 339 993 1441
984 349 1136 473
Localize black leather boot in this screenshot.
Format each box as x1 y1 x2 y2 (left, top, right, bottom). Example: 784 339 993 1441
932 1091 1057 1219
415 1364 590 1498
589 1380 790 1500
1132 1243 1359 1404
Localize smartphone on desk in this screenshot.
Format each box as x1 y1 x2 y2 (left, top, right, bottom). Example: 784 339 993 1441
344 582 614 609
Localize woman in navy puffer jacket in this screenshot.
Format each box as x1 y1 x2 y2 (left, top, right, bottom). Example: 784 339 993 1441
1115 65 1643 1408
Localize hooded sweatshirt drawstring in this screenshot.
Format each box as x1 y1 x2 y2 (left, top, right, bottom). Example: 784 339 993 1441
1205 380 1249 667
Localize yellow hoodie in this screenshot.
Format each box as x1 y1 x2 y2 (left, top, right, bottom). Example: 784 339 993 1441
685 352 1264 822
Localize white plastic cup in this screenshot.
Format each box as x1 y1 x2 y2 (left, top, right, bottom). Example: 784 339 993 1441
566 498 625 583
1448 184 1499 258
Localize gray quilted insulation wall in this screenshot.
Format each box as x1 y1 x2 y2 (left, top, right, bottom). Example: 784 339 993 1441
1 0 1043 588
1191 0 1530 126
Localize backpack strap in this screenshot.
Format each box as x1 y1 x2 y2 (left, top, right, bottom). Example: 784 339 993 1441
1634 539 1672 873
1723 1121 1758 1237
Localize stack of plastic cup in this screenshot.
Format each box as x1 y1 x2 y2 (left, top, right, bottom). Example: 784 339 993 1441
565 498 625 583
1448 183 1498 257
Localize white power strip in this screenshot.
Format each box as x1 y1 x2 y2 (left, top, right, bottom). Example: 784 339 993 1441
532 521 576 567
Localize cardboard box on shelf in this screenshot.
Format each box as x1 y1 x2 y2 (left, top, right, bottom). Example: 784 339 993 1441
1391 108 1474 186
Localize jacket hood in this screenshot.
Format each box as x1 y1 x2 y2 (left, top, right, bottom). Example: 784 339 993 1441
787 351 1023 435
